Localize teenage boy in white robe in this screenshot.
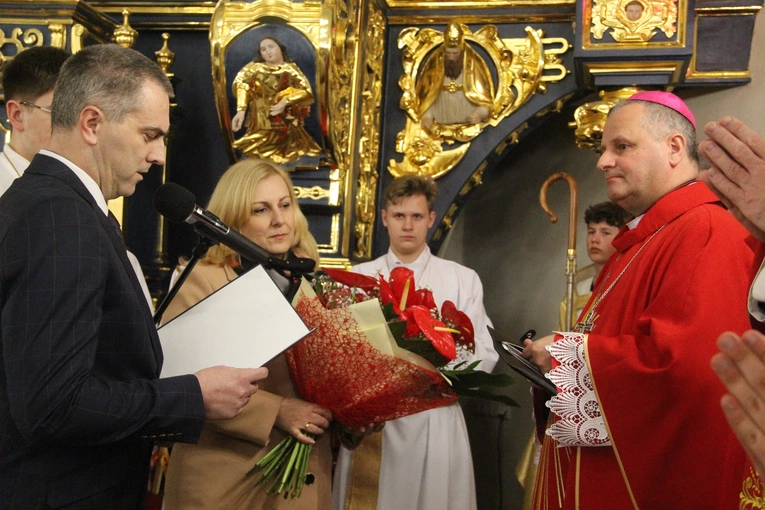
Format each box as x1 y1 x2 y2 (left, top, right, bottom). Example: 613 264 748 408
333 175 498 510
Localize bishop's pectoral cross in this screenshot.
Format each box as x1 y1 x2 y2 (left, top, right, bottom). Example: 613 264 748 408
574 310 599 333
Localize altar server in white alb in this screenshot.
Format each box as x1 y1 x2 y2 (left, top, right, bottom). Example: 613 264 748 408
333 175 498 510
0 45 69 196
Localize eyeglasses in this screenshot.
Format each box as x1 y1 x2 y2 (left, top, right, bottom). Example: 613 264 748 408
19 101 52 113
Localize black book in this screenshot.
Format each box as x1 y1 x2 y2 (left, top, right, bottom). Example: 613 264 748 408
488 326 558 396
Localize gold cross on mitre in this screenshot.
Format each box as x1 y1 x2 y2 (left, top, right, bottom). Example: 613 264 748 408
574 309 599 333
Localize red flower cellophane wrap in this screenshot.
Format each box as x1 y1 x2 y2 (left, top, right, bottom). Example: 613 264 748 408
286 283 457 429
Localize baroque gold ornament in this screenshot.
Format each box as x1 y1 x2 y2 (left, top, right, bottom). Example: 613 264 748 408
389 22 568 179
590 0 679 43
353 3 386 259
569 87 641 151
741 467 765 510
113 9 138 48
0 27 44 73
155 33 175 77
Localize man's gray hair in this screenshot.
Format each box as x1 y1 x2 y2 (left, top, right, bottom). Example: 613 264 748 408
51 44 173 129
610 99 699 164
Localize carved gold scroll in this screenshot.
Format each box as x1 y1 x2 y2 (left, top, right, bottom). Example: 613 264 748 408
590 0 679 43
389 24 569 179
569 87 641 151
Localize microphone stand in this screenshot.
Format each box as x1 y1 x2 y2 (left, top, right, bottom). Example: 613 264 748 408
153 224 316 326
153 234 213 326
186 222 315 301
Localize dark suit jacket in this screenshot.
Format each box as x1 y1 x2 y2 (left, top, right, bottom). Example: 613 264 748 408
0 154 206 509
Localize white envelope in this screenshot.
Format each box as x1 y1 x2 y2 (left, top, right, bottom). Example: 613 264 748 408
158 265 309 377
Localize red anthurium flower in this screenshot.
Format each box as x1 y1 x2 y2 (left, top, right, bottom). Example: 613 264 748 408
378 274 401 314
321 267 378 292
399 306 424 338
409 305 457 361
413 288 436 311
389 267 416 310
441 301 475 351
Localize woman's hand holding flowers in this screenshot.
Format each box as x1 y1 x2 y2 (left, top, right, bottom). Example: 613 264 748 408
276 398 333 445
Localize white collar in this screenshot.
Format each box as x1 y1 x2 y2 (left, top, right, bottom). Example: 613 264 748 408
2 144 31 174
385 245 432 272
40 149 108 216
627 215 643 229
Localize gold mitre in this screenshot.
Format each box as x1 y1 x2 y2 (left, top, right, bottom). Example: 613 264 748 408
444 23 464 48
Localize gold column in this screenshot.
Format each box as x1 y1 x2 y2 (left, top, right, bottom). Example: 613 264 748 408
107 9 138 225
153 33 175 269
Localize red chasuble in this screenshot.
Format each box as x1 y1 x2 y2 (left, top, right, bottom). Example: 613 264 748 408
532 182 760 509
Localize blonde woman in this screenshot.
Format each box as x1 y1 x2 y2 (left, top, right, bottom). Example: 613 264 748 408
162 159 332 509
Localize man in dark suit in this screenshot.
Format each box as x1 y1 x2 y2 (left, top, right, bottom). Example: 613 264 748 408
0 44 268 508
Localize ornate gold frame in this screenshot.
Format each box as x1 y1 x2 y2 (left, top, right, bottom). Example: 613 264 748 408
583 0 686 48
386 0 574 7
352 1 386 259
209 0 325 164
389 23 569 179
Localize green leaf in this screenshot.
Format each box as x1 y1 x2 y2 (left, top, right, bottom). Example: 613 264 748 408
441 370 515 388
394 335 450 367
438 366 517 406
387 319 407 342
382 301 396 321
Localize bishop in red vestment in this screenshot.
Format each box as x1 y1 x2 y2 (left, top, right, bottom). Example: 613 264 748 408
524 92 759 509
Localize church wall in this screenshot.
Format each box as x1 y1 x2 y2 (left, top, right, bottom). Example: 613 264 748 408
443 9 765 510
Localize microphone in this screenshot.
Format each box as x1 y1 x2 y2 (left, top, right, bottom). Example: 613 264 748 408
154 182 315 274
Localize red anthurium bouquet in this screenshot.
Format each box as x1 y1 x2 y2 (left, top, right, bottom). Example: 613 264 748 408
320 267 485 371
303 266 516 409
254 266 515 498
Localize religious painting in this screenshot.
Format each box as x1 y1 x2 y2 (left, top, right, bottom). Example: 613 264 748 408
217 23 324 170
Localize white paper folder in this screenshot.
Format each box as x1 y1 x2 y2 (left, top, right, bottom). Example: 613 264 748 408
158 265 310 377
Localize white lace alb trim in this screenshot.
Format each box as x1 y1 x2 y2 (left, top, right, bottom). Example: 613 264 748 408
545 331 611 447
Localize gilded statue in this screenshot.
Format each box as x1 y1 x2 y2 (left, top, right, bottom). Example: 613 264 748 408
231 36 321 164
418 23 494 133
389 22 570 178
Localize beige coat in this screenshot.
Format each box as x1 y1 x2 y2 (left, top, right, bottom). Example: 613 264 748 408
162 262 332 509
